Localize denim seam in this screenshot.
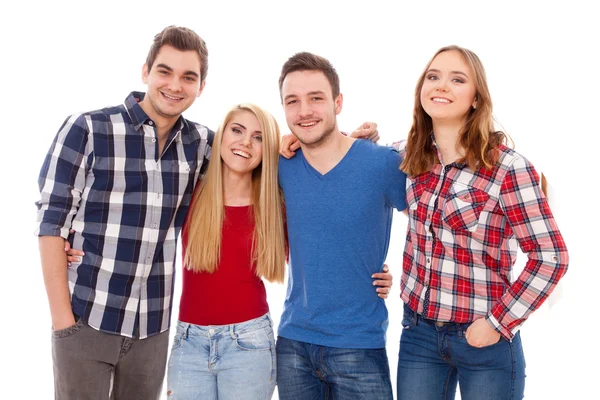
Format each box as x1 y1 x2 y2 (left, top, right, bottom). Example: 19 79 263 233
508 339 516 399
442 366 456 400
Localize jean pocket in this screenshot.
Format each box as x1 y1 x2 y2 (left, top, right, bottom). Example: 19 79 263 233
52 318 85 340
235 326 274 351
463 329 505 349
171 322 188 351
401 303 415 330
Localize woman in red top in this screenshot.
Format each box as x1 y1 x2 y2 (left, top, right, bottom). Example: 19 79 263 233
167 103 286 399
396 46 569 400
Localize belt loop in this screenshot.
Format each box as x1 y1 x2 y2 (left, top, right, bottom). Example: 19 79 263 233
267 312 273 327
182 323 189 340
412 310 419 326
230 324 236 339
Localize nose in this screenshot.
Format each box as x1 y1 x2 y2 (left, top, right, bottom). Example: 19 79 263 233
168 76 182 92
298 101 313 118
435 79 449 92
241 133 252 147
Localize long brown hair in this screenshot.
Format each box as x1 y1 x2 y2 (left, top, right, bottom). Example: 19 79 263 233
183 104 286 283
401 45 510 176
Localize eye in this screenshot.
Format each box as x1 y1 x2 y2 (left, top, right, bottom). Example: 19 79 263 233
184 76 197 82
426 74 438 81
232 127 242 134
253 135 263 142
311 96 323 101
286 99 297 105
452 78 465 84
158 70 169 75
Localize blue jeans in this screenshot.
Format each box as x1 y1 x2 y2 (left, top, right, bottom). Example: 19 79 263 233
276 336 393 400
166 314 276 400
397 304 526 400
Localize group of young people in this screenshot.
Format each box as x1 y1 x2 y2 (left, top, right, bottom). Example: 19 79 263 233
36 25 568 400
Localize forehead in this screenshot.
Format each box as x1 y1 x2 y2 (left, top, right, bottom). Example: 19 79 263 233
429 50 471 73
153 44 201 73
229 110 260 129
281 70 333 97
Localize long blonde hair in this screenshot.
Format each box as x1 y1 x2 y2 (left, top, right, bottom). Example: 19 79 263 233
401 45 510 176
183 104 286 283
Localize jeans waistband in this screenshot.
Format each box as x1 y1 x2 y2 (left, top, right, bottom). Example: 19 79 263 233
177 313 272 338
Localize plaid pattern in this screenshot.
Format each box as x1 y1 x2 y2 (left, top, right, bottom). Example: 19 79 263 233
398 140 568 340
36 92 213 338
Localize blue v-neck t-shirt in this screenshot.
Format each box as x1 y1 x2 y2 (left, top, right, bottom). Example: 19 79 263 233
278 139 407 348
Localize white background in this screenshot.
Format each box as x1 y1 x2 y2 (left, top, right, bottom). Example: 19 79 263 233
1 0 597 398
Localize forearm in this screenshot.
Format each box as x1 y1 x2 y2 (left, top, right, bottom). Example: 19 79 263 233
39 236 74 330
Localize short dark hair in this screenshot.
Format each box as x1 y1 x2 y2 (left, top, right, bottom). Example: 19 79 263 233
278 52 340 100
146 26 209 83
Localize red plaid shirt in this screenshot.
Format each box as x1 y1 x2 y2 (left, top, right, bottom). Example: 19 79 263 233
398 140 568 340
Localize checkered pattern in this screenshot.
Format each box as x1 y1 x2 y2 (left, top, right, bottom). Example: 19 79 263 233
36 92 213 338
397 140 568 340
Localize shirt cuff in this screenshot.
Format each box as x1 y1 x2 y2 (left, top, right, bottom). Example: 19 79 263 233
485 313 514 341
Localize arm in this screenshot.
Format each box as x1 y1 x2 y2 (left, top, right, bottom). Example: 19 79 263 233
479 156 568 341
39 237 75 330
36 114 91 328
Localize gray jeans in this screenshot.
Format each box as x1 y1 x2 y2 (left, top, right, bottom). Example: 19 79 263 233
52 317 169 400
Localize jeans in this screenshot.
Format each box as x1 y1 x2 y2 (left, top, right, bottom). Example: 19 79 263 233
397 303 526 400
52 317 169 400
166 313 276 400
276 336 393 400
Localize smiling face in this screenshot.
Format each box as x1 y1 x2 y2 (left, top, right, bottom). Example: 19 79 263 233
140 44 205 124
281 70 342 148
220 110 263 179
420 50 478 126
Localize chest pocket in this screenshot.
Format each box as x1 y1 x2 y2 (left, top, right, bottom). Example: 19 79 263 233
442 183 489 232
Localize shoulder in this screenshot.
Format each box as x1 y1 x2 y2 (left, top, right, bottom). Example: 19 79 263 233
496 145 534 171
186 120 214 142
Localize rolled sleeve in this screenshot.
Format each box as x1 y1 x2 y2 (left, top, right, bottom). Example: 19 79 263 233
35 113 91 238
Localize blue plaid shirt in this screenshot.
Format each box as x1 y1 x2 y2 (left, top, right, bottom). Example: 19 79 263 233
36 92 213 338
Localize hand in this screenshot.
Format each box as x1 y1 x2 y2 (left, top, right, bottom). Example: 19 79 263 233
64 229 84 267
465 318 501 348
53 313 76 331
351 122 379 143
372 264 392 299
280 133 300 159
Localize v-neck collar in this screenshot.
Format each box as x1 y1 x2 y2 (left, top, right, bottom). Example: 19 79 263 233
301 140 359 180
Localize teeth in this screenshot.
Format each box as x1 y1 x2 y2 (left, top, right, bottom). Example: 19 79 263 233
432 97 450 103
232 150 250 158
162 93 182 100
299 122 317 127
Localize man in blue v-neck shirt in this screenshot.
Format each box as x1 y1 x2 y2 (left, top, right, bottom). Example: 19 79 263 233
276 52 407 399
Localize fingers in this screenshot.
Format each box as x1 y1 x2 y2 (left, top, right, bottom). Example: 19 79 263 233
280 134 300 159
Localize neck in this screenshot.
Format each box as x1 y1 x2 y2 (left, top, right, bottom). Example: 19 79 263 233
301 130 355 175
432 120 465 165
138 99 179 141
223 169 253 206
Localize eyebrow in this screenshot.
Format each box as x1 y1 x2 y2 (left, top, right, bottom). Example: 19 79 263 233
155 63 200 78
283 90 326 102
427 68 469 78
231 122 262 134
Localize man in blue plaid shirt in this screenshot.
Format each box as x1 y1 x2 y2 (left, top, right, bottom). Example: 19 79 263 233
35 26 213 399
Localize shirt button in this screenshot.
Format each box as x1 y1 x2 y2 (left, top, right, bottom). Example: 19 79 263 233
424 281 429 287
427 258 431 264
427 214 431 219
149 121 154 126
152 138 156 142
551 255 558 262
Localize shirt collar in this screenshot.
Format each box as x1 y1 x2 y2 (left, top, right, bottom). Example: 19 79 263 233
124 91 189 138
430 132 468 169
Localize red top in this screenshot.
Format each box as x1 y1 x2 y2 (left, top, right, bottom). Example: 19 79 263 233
179 204 269 325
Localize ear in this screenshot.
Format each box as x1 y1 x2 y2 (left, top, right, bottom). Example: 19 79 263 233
334 93 343 115
197 79 207 98
142 64 149 84
472 96 478 110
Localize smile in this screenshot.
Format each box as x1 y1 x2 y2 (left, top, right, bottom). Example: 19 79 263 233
161 91 184 101
298 121 318 127
232 149 251 159
431 97 451 104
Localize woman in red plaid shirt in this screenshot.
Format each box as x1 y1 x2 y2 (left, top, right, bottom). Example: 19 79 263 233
396 46 568 400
